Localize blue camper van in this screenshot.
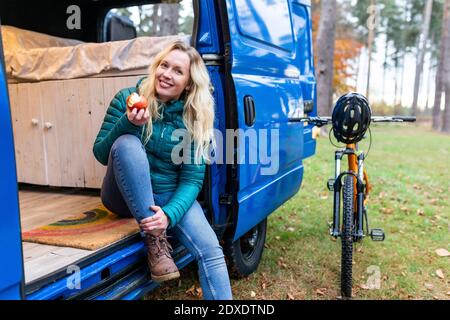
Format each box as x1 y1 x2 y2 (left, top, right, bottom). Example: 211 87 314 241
0 0 316 299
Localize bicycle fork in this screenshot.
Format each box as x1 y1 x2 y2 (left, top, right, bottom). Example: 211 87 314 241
328 148 366 241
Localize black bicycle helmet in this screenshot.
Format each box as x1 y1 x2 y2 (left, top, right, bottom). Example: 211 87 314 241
331 92 372 144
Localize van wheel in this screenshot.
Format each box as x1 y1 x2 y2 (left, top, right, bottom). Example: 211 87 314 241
224 218 267 278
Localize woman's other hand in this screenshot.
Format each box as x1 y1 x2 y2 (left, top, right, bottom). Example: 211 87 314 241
127 106 150 127
140 205 170 235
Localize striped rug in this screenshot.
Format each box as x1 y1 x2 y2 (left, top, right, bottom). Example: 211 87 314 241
22 205 140 250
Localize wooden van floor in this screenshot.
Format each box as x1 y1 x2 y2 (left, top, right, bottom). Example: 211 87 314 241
19 187 108 284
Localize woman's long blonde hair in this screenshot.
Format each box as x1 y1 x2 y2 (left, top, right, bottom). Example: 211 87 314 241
139 40 215 165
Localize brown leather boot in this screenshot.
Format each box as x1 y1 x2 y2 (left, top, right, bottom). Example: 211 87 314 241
144 231 180 283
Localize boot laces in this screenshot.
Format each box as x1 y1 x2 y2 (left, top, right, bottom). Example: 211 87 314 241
149 233 173 258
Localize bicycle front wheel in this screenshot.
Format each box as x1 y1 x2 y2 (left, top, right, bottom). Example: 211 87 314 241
341 175 355 298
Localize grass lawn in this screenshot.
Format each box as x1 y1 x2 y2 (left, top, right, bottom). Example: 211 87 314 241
146 124 449 300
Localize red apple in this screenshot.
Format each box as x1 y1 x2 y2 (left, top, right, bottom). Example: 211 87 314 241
126 93 148 110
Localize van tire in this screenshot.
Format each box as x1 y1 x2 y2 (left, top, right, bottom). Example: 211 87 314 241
223 218 267 278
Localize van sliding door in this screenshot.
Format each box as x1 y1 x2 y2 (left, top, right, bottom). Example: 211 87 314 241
224 0 314 241
0 23 25 299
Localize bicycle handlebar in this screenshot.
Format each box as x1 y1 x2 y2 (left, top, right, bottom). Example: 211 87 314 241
371 116 416 123
289 115 416 127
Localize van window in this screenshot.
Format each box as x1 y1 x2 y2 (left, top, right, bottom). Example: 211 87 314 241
291 2 312 74
232 0 294 52
104 0 194 41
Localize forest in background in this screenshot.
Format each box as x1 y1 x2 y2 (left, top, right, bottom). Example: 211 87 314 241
314 0 450 133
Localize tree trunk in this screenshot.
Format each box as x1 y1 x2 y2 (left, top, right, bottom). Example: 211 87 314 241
151 5 160 36
315 0 337 116
159 3 180 35
394 54 399 106
366 0 376 101
433 52 444 130
398 0 409 108
425 37 434 110
382 35 389 103
434 0 449 130
441 0 450 133
399 54 406 106
412 0 433 116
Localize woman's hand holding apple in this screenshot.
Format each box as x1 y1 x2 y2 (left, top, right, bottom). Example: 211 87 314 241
126 93 149 126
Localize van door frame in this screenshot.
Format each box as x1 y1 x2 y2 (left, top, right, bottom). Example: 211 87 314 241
0 18 26 300
216 0 240 241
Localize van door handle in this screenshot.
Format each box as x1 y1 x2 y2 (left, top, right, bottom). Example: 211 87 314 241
244 95 256 126
304 100 314 113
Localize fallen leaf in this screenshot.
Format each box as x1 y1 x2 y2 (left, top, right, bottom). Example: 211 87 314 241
277 258 288 269
435 248 450 257
186 284 203 298
287 293 295 300
378 191 387 199
315 288 327 296
250 291 256 298
287 227 295 232
417 209 425 216
359 284 370 290
447 291 450 296
424 283 434 291
275 236 281 240
436 269 445 279
400 207 410 214
186 284 196 295
196 287 203 298
381 207 394 214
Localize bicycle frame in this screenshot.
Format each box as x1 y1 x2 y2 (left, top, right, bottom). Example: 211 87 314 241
329 144 370 242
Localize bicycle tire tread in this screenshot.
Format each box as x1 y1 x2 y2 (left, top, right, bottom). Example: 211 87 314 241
341 175 354 298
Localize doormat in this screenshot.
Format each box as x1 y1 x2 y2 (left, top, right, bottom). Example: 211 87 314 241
22 205 140 251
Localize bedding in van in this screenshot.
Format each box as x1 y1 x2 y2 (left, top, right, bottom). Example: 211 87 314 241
1 25 189 81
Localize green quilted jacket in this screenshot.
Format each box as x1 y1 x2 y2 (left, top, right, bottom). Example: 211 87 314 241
93 78 206 228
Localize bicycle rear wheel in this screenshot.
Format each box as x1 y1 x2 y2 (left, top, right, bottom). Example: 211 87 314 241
341 175 355 298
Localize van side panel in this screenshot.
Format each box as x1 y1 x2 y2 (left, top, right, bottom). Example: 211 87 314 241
225 0 313 240
0 26 24 300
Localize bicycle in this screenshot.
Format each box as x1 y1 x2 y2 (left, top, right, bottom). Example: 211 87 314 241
290 93 416 298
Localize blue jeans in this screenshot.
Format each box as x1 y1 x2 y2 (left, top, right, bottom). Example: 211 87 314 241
100 134 232 300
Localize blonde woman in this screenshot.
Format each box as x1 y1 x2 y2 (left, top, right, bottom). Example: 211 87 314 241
93 40 232 300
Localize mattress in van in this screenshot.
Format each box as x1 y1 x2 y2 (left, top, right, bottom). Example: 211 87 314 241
1 25 188 82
